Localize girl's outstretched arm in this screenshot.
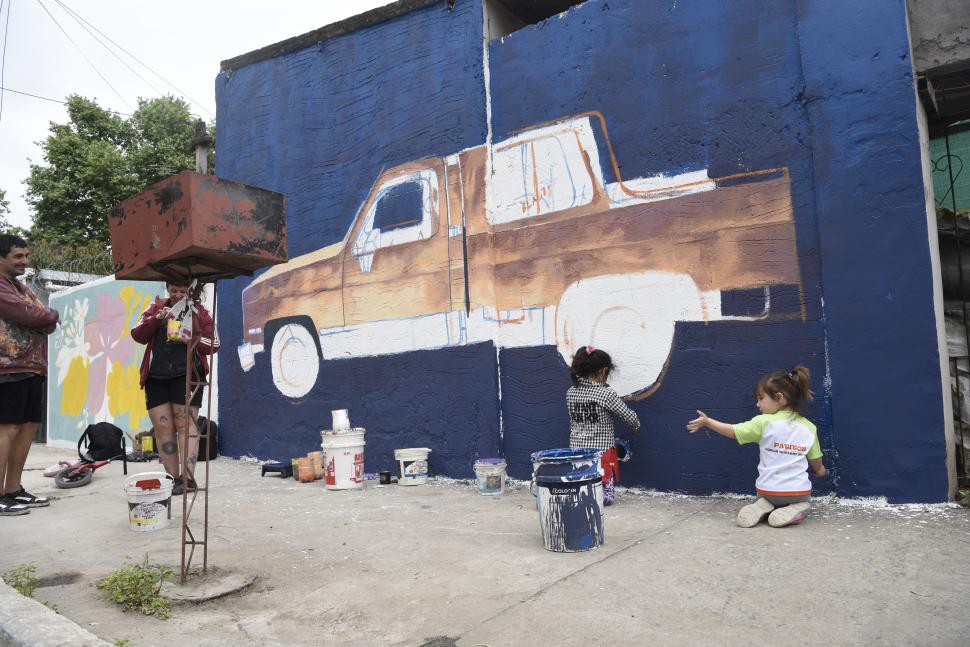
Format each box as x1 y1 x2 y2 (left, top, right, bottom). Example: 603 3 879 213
686 410 736 439
602 389 641 432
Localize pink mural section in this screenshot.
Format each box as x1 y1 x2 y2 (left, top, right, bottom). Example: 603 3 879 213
47 277 163 446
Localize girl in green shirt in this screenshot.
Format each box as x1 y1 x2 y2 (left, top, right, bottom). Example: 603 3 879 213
687 365 826 528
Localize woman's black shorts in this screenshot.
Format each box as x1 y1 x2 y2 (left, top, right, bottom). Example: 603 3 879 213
144 376 204 409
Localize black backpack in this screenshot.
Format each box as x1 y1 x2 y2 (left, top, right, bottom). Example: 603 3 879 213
78 422 127 464
196 416 219 461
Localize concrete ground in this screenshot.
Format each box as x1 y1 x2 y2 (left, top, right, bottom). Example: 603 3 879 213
1 444 969 647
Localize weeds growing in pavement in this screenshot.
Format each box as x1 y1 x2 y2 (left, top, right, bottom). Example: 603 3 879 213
3 562 60 612
3 563 39 597
96 555 173 619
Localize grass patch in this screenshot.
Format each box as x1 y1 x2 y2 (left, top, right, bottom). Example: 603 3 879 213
3 562 60 612
96 555 172 619
3 563 39 597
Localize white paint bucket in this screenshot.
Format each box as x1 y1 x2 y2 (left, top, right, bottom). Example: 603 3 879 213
124 472 173 532
394 448 431 485
331 409 350 431
473 458 507 495
321 428 365 490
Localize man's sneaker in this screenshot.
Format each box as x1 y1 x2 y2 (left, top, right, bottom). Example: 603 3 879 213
768 502 811 528
7 487 49 508
736 497 775 528
0 496 30 516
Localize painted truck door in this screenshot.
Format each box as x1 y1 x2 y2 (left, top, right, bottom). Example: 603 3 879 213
341 159 450 329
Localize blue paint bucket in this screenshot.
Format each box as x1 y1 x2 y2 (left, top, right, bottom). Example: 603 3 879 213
530 448 605 552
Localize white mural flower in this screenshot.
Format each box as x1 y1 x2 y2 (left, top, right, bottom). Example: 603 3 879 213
55 298 91 386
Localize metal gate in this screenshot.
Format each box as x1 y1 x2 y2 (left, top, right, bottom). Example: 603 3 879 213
926 76 970 489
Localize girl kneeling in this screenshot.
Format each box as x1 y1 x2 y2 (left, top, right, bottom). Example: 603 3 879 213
687 366 826 527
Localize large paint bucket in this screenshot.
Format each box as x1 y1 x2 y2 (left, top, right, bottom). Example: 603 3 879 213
531 448 605 552
321 428 365 490
473 458 507 495
394 447 431 485
124 472 174 532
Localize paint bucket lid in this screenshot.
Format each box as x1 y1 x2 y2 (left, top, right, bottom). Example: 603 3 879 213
531 447 603 484
394 447 431 458
321 427 366 436
530 447 601 464
474 458 505 466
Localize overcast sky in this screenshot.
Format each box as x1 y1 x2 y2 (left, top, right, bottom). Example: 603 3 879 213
0 0 391 230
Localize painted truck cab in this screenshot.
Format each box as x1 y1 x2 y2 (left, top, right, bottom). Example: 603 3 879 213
239 112 802 398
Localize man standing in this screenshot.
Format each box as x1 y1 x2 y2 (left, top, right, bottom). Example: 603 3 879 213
0 234 58 516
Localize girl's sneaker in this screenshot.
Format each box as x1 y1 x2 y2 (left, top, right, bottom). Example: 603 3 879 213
736 497 775 527
603 476 616 506
768 502 811 527
0 496 30 516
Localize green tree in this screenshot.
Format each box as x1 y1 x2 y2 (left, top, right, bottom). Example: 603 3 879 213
0 189 10 230
24 95 214 247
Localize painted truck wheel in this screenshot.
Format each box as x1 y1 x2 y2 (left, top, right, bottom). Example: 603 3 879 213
556 271 704 397
271 323 320 399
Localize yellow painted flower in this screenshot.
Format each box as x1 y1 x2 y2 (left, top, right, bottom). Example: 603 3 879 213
107 361 149 429
120 285 154 339
60 355 90 416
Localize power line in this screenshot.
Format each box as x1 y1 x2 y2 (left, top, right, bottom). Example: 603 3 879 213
0 85 131 115
34 0 133 111
0 0 11 123
53 0 214 118
51 0 168 100
1 84 210 123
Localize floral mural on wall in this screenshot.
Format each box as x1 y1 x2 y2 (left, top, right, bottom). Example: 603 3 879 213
47 278 163 445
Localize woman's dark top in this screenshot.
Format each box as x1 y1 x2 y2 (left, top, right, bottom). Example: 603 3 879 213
148 320 202 378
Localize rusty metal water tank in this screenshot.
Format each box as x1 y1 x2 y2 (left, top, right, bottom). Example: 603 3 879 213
109 171 287 282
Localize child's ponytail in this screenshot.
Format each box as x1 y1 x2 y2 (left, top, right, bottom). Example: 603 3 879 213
570 345 615 385
789 365 813 402
755 364 813 414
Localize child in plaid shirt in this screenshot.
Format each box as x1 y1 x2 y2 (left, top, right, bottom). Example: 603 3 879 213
567 346 641 505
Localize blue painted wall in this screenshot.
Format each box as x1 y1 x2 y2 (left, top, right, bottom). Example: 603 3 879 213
796 0 948 500
215 2 500 474
216 0 949 501
489 0 832 493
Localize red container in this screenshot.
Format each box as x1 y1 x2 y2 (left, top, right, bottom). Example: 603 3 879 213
109 171 287 281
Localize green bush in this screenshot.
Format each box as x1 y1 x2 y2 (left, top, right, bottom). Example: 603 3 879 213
96 555 172 619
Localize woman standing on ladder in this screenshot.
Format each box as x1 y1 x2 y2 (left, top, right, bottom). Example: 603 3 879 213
132 280 219 495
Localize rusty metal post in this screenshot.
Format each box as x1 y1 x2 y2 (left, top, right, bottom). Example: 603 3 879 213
179 282 216 583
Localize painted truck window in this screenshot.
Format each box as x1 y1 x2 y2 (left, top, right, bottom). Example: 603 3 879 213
352 170 437 259
373 182 424 231
487 121 601 225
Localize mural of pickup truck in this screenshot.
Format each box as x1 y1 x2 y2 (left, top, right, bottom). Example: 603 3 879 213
238 111 803 399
